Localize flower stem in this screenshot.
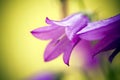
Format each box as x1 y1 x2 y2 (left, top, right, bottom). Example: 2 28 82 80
60 0 68 18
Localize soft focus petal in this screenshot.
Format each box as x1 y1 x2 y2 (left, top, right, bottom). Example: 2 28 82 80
65 15 89 40
92 36 119 57
44 40 63 61
31 26 64 40
79 28 106 40
28 72 55 80
101 38 120 51
78 14 120 34
75 40 98 68
44 36 70 62
46 13 89 40
77 14 120 40
109 46 120 62
46 13 87 27
63 38 78 66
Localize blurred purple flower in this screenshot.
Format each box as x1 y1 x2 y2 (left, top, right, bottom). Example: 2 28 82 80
31 13 89 66
77 14 120 62
31 13 120 66
27 72 60 80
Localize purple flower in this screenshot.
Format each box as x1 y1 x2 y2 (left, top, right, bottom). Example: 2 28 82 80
27 72 59 80
31 13 120 66
31 13 89 66
77 14 120 62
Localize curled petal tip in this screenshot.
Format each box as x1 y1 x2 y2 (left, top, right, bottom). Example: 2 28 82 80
30 30 39 39
64 62 69 66
30 30 34 33
30 30 35 35
46 17 51 24
67 64 70 66
44 54 52 62
108 46 120 63
30 30 37 36
44 58 49 62
30 29 38 34
63 58 70 66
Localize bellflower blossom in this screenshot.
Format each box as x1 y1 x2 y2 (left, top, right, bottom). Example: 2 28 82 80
31 13 120 66
77 14 120 62
31 13 89 66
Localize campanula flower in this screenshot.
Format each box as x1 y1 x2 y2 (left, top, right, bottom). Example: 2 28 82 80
77 14 120 62
31 13 89 66
31 13 120 66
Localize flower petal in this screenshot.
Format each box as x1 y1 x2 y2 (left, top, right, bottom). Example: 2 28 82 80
63 39 77 66
44 40 63 61
79 28 106 40
62 36 80 66
109 46 120 62
65 15 89 40
77 14 120 40
78 14 120 34
46 13 88 26
75 40 98 68
101 38 120 51
31 26 64 40
46 13 89 40
92 36 119 57
44 36 70 62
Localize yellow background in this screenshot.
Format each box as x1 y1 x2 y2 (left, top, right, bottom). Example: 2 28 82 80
1 0 120 80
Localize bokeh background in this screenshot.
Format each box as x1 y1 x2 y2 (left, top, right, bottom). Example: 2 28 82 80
1 0 120 80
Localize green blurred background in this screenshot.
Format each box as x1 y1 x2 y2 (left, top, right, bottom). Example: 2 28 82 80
1 0 120 80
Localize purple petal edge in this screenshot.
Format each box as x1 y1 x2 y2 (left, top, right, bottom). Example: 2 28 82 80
31 26 64 40
44 39 63 62
77 14 120 40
